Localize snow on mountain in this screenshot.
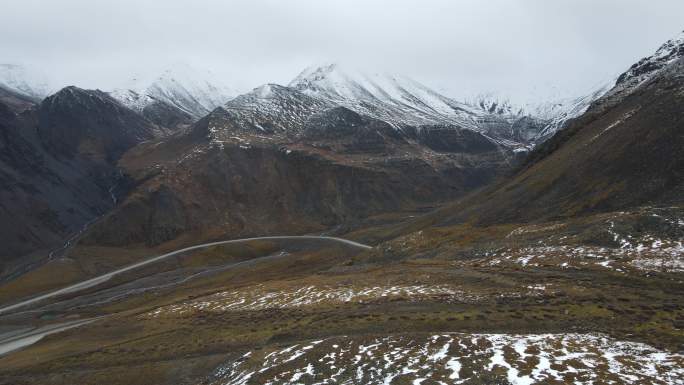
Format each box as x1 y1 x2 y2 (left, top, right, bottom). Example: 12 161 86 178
528 30 684 142
204 64 545 150
615 30 684 88
529 82 613 142
0 64 52 101
467 94 523 116
604 30 684 102
110 64 236 119
289 63 484 131
287 64 605 148
463 31 684 143
468 82 613 144
208 83 334 139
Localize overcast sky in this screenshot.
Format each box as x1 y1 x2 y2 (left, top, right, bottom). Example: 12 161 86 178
1 0 683 104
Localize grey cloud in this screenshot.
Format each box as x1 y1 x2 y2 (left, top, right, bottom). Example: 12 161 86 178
1 0 682 104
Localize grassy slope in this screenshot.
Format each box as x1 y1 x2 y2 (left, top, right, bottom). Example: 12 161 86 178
0 212 681 384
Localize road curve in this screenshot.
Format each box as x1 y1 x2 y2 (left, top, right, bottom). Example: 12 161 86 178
0 236 372 315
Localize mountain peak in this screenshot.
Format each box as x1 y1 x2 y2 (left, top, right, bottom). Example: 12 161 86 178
290 63 338 84
654 30 684 59
615 30 684 87
45 86 118 108
289 63 352 91
289 63 413 103
36 86 158 162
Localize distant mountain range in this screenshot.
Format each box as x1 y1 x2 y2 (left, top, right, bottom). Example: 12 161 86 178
0 61 614 148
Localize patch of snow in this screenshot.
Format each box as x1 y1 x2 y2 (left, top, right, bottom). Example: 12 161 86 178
208 333 684 385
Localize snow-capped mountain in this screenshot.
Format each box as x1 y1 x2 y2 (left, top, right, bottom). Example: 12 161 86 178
529 83 613 142
0 64 52 101
110 64 236 120
198 83 334 145
202 64 552 150
527 29 684 141
221 83 333 134
468 82 613 144
605 30 684 102
287 64 616 147
289 63 485 131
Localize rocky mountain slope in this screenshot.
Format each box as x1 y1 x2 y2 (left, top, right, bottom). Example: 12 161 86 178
608 30 684 101
0 87 160 277
217 83 334 137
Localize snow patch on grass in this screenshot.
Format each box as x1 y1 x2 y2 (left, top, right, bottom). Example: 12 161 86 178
208 333 684 385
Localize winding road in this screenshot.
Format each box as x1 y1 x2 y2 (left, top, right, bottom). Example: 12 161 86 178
0 235 372 315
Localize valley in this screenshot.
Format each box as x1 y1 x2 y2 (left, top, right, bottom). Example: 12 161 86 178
0 20 682 385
